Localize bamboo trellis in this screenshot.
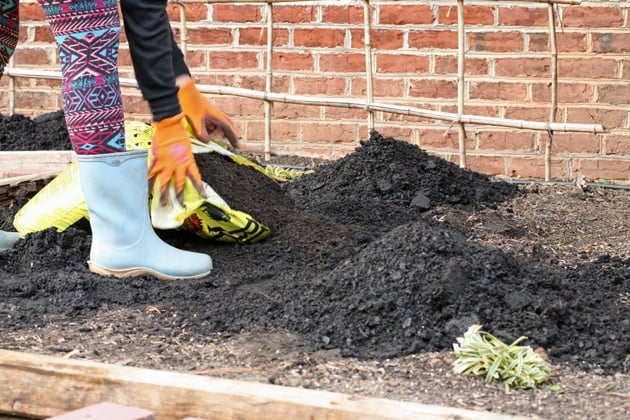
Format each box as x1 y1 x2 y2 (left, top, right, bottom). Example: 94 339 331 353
5 0 604 181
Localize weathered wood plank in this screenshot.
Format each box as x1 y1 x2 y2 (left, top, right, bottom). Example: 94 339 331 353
0 350 529 420
0 151 75 179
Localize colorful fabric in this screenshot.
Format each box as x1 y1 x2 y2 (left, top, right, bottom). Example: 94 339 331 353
0 0 19 78
38 0 125 154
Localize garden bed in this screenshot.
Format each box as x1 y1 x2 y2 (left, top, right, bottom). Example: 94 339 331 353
0 112 628 419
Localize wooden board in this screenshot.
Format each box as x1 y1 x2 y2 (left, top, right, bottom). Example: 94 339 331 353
0 151 75 179
0 350 529 420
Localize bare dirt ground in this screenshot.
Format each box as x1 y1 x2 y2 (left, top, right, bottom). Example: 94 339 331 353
1 112 629 419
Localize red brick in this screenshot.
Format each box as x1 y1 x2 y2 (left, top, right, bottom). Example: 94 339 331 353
385 126 417 142
368 29 403 50
47 402 154 420
210 51 258 70
33 26 54 43
15 91 59 111
509 156 567 179
497 6 548 27
323 107 365 120
592 33 630 54
331 145 360 160
434 56 488 75
294 76 346 95
213 4 262 23
294 28 345 48
239 27 289 47
477 131 536 152
122 93 151 115
319 53 365 73
470 82 528 102
495 57 551 77
322 5 364 25
603 135 630 155
505 107 549 121
272 51 314 71
558 58 617 79
301 122 356 144
419 128 473 150
562 6 623 28
274 5 316 23
573 158 630 181
598 84 630 105
468 31 524 52
372 78 405 97
437 5 494 25
551 133 600 154
13 48 54 66
20 3 46 20
273 144 335 160
167 3 208 22
529 32 587 53
247 120 298 141
409 79 457 99
352 29 404 50
566 107 624 131
531 82 593 104
379 4 433 25
273 103 320 119
620 60 630 80
409 30 458 50
181 50 206 71
465 155 507 177
186 27 232 46
376 54 429 73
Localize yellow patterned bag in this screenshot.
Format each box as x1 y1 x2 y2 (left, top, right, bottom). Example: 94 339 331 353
13 121 270 244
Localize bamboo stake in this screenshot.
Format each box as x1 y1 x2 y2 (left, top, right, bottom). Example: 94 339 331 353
363 0 375 131
264 2 274 161
2 67 604 134
175 1 188 55
194 83 604 133
546 4 559 181
457 0 467 168
7 55 15 115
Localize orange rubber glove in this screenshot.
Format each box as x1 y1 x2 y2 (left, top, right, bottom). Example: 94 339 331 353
149 113 205 206
178 78 239 149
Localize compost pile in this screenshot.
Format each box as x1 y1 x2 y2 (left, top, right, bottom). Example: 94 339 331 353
0 111 628 377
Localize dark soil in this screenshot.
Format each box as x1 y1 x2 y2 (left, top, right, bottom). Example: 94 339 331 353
1 111 629 419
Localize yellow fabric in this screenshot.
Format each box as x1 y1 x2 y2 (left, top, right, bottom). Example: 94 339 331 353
13 120 271 244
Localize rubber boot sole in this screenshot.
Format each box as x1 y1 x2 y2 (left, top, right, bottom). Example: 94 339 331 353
88 261 211 281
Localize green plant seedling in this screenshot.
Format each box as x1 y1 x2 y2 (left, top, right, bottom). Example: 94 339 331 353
452 324 554 393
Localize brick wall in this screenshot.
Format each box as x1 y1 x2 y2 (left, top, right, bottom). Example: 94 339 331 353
2 0 630 181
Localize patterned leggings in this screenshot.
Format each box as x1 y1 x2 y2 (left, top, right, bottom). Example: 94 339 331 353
37 0 125 154
0 0 18 77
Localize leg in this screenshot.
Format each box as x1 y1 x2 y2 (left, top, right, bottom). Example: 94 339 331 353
37 0 212 279
38 0 125 154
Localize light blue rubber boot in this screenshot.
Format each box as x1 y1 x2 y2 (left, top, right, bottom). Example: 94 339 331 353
0 230 20 251
76 150 212 280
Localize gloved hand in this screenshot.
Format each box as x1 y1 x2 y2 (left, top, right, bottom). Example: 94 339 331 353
0 1 20 78
177 78 239 149
148 113 205 206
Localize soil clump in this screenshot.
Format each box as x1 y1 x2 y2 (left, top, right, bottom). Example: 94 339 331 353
0 112 628 419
